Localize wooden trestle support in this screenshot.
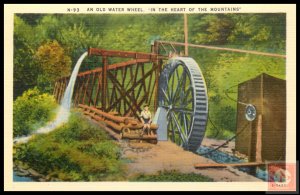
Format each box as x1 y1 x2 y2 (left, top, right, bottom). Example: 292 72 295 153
53 45 167 143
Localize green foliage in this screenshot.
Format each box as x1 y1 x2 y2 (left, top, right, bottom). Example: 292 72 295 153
13 16 39 98
56 23 102 66
13 13 286 139
34 40 71 93
13 88 57 137
14 112 125 181
131 170 213 182
191 14 234 45
16 14 44 26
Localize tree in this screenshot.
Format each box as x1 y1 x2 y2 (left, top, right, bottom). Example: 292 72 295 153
13 16 39 99
35 40 72 93
190 14 234 45
56 23 103 68
16 13 44 26
13 87 57 137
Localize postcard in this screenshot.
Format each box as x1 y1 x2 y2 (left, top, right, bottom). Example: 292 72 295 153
4 4 297 191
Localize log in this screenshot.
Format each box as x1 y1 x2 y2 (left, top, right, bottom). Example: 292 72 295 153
86 116 121 141
125 118 138 125
83 111 92 115
89 114 123 132
108 111 119 115
194 162 266 169
78 104 89 109
78 104 158 132
103 120 123 132
125 123 158 130
79 104 127 123
121 133 157 140
90 114 105 122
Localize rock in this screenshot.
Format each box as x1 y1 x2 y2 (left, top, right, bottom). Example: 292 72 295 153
51 178 60 181
18 163 30 170
15 170 30 177
38 178 46 182
45 175 52 181
28 168 42 178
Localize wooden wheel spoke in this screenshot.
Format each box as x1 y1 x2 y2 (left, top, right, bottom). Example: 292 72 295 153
161 88 170 105
167 114 175 142
183 113 189 137
171 111 188 144
172 107 193 114
172 69 186 105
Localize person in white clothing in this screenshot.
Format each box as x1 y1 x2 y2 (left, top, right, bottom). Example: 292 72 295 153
139 104 152 136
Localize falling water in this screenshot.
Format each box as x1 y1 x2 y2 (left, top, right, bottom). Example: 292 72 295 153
14 52 88 144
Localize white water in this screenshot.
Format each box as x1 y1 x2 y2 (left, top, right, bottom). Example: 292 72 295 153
14 52 88 144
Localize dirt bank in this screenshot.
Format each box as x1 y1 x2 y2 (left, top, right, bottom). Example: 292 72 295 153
121 140 261 182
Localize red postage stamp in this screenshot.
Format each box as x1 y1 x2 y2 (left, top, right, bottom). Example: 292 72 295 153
268 163 297 191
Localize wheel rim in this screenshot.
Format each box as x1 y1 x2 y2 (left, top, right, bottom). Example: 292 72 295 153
158 57 208 152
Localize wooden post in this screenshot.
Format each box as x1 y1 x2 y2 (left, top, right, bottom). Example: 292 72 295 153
82 75 90 104
184 14 188 56
153 41 160 110
256 114 262 162
248 121 254 162
94 73 102 107
88 73 96 106
102 56 108 111
73 77 82 106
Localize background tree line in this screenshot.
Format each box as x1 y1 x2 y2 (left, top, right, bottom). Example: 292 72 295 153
13 13 285 138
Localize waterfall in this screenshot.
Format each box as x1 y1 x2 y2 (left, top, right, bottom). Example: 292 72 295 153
14 52 88 144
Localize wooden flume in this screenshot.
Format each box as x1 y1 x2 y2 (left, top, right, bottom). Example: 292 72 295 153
53 45 166 144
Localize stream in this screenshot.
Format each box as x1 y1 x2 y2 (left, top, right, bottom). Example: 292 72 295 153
13 171 34 182
197 146 268 181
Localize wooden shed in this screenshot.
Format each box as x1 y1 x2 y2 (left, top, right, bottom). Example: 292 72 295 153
235 73 286 162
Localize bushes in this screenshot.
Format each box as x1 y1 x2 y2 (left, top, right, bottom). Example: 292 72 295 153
34 40 72 93
14 112 125 181
13 87 57 137
131 170 213 182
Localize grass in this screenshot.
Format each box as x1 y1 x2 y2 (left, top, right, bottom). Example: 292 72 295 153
14 112 214 182
14 111 126 181
131 170 213 182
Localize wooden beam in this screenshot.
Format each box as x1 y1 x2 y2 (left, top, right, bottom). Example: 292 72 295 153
73 77 83 106
88 48 166 60
121 133 157 140
153 59 161 110
102 56 108 111
93 73 102 107
77 59 150 77
81 114 121 141
157 40 286 58
106 65 157 112
146 67 154 103
78 104 130 124
107 71 140 118
82 75 91 104
124 95 147 117
184 14 188 56
76 77 85 105
194 162 266 169
88 73 96 106
256 114 262 162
